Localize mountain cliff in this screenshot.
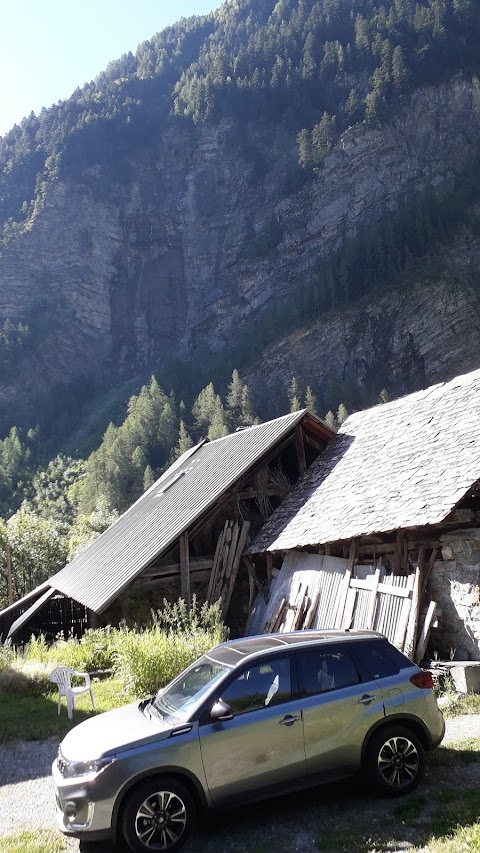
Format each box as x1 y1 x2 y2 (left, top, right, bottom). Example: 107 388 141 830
0 0 479 432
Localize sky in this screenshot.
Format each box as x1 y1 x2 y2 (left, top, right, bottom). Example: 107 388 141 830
0 0 222 136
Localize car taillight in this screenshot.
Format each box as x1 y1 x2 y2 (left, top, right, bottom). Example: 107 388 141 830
410 671 434 689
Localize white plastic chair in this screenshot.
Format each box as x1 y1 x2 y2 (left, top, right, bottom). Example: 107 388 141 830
50 666 95 720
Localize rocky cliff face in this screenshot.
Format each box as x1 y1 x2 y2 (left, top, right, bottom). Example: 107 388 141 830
244 244 480 411
1 76 480 424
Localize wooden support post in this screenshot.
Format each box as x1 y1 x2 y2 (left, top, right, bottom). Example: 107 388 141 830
423 547 438 593
337 539 357 628
266 553 273 582
366 567 381 630
415 600 437 664
394 572 415 651
179 532 191 607
393 531 404 576
294 425 307 476
6 538 13 606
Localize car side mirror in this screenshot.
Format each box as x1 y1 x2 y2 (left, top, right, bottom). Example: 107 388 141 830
210 699 233 722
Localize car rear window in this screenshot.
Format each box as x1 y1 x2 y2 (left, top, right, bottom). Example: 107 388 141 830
354 641 412 679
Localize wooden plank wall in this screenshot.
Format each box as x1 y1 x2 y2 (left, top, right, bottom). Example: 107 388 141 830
256 549 435 658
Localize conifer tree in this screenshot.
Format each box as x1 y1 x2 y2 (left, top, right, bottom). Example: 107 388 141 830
288 376 301 412
337 403 349 426
304 386 317 414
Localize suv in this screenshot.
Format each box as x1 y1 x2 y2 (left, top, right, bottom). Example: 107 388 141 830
52 630 444 852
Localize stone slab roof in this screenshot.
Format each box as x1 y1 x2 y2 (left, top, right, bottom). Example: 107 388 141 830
250 369 480 553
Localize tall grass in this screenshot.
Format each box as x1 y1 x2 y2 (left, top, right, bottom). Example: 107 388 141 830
4 597 228 697
113 597 227 695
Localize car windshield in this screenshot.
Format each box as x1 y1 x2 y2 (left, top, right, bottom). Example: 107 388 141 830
153 657 230 722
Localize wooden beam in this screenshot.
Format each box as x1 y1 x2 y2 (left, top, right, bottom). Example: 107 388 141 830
179 531 191 607
266 553 273 582
238 487 285 500
223 521 251 617
138 569 212 590
294 425 307 476
141 557 213 579
415 600 437 664
393 531 404 575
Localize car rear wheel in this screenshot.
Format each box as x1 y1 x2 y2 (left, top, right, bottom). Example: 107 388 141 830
365 725 425 796
121 776 195 852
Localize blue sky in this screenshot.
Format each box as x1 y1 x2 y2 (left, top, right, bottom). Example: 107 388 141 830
0 0 221 135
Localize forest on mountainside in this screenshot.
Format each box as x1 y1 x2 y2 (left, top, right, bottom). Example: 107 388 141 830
0 0 478 238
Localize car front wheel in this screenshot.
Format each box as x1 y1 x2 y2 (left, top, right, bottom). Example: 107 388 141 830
365 725 425 796
121 776 195 852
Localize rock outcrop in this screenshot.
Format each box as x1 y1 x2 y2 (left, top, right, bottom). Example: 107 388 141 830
1 76 480 423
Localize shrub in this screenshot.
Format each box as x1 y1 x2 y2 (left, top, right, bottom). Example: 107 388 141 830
113 597 228 696
113 626 223 696
24 627 116 671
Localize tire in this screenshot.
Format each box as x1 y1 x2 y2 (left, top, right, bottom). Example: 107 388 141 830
365 725 425 796
121 776 195 853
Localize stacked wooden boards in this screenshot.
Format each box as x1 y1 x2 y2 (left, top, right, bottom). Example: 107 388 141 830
206 520 250 617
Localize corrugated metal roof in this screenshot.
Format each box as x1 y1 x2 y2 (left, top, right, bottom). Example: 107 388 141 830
250 368 480 553
50 410 326 613
7 588 56 639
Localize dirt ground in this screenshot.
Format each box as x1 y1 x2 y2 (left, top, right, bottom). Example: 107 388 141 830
1 715 479 853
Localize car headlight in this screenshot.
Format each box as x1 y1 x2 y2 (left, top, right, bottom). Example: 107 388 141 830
58 750 115 779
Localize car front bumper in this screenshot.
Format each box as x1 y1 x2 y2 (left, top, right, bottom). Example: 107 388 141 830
52 759 115 841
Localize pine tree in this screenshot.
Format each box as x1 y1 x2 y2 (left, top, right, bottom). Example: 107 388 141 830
324 410 337 431
337 403 349 426
288 376 301 412
174 421 194 458
304 386 317 414
143 464 155 491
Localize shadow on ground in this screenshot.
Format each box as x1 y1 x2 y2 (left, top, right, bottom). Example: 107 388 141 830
77 745 480 853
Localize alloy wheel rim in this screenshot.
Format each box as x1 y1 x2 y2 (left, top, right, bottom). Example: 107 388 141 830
135 790 187 850
377 735 419 787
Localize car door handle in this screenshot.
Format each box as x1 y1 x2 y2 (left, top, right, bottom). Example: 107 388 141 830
279 714 300 726
358 694 375 705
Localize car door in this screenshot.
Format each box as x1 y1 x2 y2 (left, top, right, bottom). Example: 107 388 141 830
352 640 428 717
296 644 385 776
198 655 306 803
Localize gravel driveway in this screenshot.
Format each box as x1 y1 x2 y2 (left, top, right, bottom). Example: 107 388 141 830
1 714 479 851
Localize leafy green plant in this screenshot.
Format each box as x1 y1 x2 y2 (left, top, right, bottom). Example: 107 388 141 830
113 597 227 695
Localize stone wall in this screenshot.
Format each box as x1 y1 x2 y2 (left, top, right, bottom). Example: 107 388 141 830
427 529 480 661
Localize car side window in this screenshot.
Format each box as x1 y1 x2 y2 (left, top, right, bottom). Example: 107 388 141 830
354 641 411 679
297 648 360 697
221 657 291 716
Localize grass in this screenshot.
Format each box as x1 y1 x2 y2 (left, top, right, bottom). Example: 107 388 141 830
441 691 480 717
0 676 130 743
0 829 71 852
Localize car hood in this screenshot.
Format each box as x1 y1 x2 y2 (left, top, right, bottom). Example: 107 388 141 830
60 700 175 760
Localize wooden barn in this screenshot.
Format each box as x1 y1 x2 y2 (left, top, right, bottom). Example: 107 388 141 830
0 410 333 644
248 370 480 664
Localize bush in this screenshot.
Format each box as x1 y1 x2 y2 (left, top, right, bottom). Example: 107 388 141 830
113 597 228 696
113 626 223 696
24 627 116 671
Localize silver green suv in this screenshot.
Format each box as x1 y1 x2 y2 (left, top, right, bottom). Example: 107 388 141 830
52 630 444 852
